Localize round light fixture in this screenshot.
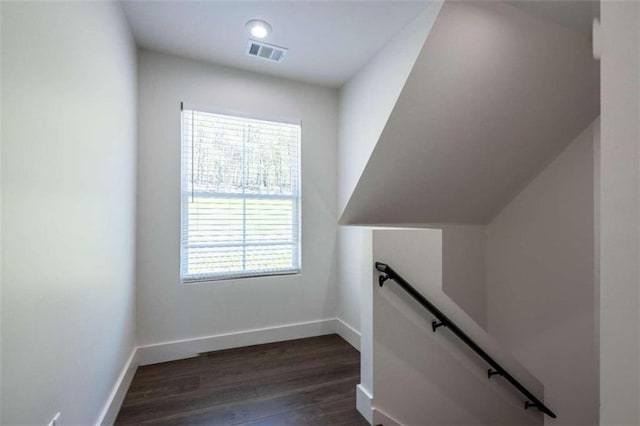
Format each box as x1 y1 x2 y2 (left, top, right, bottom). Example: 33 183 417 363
246 19 272 39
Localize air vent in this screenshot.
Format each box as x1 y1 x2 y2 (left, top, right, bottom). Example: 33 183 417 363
246 40 288 63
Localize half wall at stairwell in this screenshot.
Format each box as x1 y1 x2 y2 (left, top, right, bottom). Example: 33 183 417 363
372 228 543 425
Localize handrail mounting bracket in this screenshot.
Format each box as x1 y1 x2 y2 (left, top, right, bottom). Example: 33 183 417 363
488 369 501 379
525 401 539 411
431 320 446 332
378 274 391 287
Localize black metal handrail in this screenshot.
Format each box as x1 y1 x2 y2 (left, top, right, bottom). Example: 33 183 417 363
375 261 557 419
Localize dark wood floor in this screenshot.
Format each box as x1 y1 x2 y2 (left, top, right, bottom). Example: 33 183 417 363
115 334 368 425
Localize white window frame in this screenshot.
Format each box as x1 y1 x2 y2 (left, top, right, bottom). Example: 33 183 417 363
180 102 302 283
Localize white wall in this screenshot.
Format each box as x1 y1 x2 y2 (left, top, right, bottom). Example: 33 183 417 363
372 228 542 425
336 5 443 399
336 225 372 418
136 50 339 347
599 1 640 424
336 223 488 342
337 227 371 337
338 222 490 420
0 0 3 417
341 0 599 226
1 2 137 424
337 2 442 217
486 121 598 426
442 225 487 329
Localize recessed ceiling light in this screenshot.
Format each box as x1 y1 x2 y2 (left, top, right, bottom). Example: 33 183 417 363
246 19 272 39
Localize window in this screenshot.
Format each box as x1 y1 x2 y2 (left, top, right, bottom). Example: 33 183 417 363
181 105 301 282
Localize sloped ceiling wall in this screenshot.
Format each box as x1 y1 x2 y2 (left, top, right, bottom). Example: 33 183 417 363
341 0 599 225
338 1 442 216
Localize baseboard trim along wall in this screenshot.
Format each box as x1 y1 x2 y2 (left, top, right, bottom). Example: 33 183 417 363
95 348 139 426
373 407 402 426
335 318 361 351
357 384 374 424
97 317 361 425
136 318 357 365
357 383 403 426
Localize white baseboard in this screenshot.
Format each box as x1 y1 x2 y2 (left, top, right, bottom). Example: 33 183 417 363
136 318 341 366
357 384 403 426
357 384 374 425
373 407 402 426
96 348 139 426
335 318 361 351
98 317 361 424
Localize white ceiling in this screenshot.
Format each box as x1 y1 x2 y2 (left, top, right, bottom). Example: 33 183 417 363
120 0 431 87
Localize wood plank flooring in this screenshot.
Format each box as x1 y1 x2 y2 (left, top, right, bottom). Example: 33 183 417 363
115 334 368 426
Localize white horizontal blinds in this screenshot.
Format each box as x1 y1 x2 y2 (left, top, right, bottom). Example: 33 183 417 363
181 108 301 281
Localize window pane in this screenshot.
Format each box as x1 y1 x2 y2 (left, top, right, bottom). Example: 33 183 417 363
181 107 301 282
245 245 296 272
187 197 243 245
186 246 244 276
245 199 294 243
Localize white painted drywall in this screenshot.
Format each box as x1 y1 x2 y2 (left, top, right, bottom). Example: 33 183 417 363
337 222 488 416
336 226 373 405
342 0 599 225
442 225 487 329
599 1 640 424
337 1 442 217
1 2 137 424
0 0 3 417
486 121 598 425
337 226 371 338
372 228 542 425
136 50 339 347
336 5 442 399
338 224 488 346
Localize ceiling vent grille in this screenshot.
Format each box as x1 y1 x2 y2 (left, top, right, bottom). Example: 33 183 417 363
246 40 288 63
